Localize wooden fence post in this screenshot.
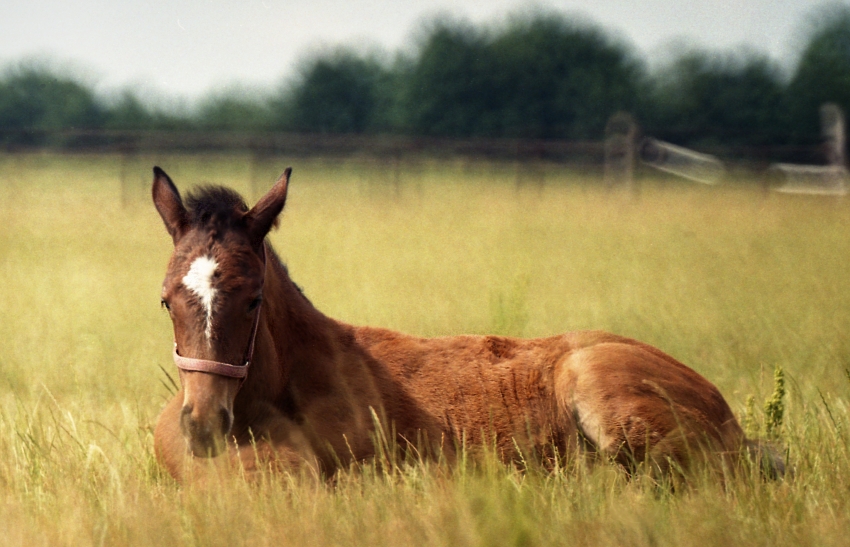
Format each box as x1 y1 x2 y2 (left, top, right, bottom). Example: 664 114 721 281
604 112 638 193
821 103 846 168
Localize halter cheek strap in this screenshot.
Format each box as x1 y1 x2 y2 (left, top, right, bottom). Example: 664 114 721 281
172 244 266 387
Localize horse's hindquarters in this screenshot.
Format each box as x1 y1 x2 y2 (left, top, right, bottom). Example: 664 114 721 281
556 340 745 473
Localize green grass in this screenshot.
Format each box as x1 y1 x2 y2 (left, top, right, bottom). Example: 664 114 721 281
1 151 850 545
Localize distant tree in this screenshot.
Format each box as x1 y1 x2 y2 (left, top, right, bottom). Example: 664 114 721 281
103 91 157 130
400 18 496 137
647 49 788 146
14 6 850 153
787 3 850 142
272 48 387 133
491 13 643 139
0 61 104 143
400 13 643 139
102 89 198 131
194 87 272 131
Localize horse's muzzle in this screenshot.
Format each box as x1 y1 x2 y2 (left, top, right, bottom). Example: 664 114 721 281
180 404 233 458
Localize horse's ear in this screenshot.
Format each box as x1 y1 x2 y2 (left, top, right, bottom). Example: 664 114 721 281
152 167 188 244
245 168 291 245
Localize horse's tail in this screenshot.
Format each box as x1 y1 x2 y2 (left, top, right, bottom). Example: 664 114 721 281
743 438 787 479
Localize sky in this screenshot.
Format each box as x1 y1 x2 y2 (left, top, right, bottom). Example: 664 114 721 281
0 0 842 102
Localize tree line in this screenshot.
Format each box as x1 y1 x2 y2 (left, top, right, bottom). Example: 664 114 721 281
2 5 850 150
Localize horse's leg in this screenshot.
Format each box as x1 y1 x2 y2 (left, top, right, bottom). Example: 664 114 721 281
232 431 322 480
230 401 326 478
154 394 191 482
155 396 322 483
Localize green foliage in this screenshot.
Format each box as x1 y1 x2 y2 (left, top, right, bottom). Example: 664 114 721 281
271 48 390 133
742 394 758 437
103 91 157 130
490 14 643 139
744 367 787 439
401 13 642 139
195 87 272 131
400 18 495 137
764 366 786 438
3 6 850 148
0 60 104 143
103 90 191 131
647 49 789 146
788 3 850 142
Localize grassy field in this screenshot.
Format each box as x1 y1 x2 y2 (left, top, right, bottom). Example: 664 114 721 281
1 152 849 546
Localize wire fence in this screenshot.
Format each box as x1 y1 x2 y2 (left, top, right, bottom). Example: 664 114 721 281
0 127 842 199
0 128 829 163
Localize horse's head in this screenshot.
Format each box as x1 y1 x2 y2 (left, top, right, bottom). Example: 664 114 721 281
152 167 290 457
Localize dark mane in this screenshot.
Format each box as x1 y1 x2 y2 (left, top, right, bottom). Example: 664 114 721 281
184 185 249 229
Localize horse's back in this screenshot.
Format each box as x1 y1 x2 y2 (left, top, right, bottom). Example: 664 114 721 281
355 327 745 470
353 326 574 457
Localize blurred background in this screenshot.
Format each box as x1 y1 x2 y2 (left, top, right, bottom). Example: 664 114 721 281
1 0 850 176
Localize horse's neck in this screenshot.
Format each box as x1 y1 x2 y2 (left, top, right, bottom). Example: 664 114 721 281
250 251 343 398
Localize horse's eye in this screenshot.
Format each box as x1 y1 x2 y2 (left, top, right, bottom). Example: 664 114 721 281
248 296 262 312
161 299 171 311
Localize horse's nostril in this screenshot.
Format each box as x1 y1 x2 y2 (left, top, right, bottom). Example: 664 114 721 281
180 405 193 433
178 403 229 457
219 407 233 436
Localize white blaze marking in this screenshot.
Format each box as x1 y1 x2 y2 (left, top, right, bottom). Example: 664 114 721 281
182 256 218 341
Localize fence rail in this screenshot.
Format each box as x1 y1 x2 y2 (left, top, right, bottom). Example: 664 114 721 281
0 129 831 167
0 129 601 161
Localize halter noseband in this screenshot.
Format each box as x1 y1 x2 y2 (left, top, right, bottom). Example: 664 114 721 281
172 244 266 386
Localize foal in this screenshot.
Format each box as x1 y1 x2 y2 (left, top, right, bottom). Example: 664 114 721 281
152 167 778 482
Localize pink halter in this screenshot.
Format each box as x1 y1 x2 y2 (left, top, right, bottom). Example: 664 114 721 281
172 244 266 385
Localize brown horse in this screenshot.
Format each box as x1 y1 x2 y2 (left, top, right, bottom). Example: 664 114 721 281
152 167 781 482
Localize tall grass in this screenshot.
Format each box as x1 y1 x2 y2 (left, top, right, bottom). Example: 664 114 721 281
1 152 849 545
